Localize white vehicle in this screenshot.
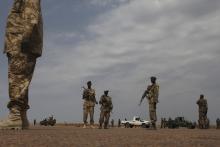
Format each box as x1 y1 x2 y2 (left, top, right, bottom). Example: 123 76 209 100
121 116 151 128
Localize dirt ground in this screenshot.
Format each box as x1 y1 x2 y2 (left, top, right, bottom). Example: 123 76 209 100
0 126 220 147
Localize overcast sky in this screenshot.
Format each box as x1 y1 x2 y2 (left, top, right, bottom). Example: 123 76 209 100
0 0 220 124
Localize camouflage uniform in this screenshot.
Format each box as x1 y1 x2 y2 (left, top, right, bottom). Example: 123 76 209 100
146 83 159 128
83 88 97 125
0 0 43 129
140 77 159 129
99 94 113 129
196 95 208 129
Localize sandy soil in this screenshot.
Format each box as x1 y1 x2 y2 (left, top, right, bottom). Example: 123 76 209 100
0 126 220 147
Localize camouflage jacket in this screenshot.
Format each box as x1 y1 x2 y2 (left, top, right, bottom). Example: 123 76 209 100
4 0 43 57
146 84 159 104
99 95 113 112
82 88 97 103
197 99 208 112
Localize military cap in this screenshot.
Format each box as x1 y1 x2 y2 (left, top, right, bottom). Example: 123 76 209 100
87 81 92 85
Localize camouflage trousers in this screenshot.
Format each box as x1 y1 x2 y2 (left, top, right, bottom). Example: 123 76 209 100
83 101 95 125
7 53 36 111
199 110 207 120
99 110 110 126
149 102 157 123
198 110 208 129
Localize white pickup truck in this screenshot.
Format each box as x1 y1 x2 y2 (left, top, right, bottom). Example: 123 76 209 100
121 116 151 128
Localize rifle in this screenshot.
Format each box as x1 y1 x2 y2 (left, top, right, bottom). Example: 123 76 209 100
139 90 148 106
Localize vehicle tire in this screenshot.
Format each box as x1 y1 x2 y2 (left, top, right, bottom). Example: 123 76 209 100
125 123 130 128
141 123 146 128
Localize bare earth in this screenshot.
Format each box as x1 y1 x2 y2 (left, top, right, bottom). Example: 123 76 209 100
0 126 220 147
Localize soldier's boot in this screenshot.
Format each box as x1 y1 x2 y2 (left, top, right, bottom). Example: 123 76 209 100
21 110 29 129
90 124 96 129
0 107 22 130
83 124 87 129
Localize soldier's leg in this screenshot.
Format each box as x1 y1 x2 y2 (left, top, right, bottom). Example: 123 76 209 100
149 103 157 129
104 112 110 129
83 104 89 126
89 106 95 125
0 53 36 130
99 110 104 129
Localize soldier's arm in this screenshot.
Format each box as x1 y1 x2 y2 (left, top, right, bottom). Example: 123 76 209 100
110 101 113 111
82 89 87 99
196 100 199 105
155 85 159 103
93 90 98 104
205 99 208 110
99 96 103 104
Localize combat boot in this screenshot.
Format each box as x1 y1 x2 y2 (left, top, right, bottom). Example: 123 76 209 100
90 124 96 129
21 110 29 129
83 124 87 128
0 107 22 130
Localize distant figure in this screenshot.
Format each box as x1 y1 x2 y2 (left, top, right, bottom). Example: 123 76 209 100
82 81 98 128
216 118 220 129
34 119 36 126
125 118 127 121
99 90 113 129
111 119 114 128
118 119 121 128
139 76 159 129
163 118 167 128
0 0 43 130
161 118 165 128
197 94 209 129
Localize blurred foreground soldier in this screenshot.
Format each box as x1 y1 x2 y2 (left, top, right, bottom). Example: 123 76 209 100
216 118 220 129
139 76 159 129
118 119 121 127
99 90 113 129
0 0 43 130
82 81 98 128
197 94 209 129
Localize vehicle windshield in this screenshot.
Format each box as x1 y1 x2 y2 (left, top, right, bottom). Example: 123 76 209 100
135 117 140 121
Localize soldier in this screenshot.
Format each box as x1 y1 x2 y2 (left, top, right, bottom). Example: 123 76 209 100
139 76 159 129
82 81 98 128
163 118 167 128
160 118 164 128
196 94 209 129
118 119 121 128
33 119 36 126
216 118 220 129
98 90 113 129
111 119 114 128
0 0 43 130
